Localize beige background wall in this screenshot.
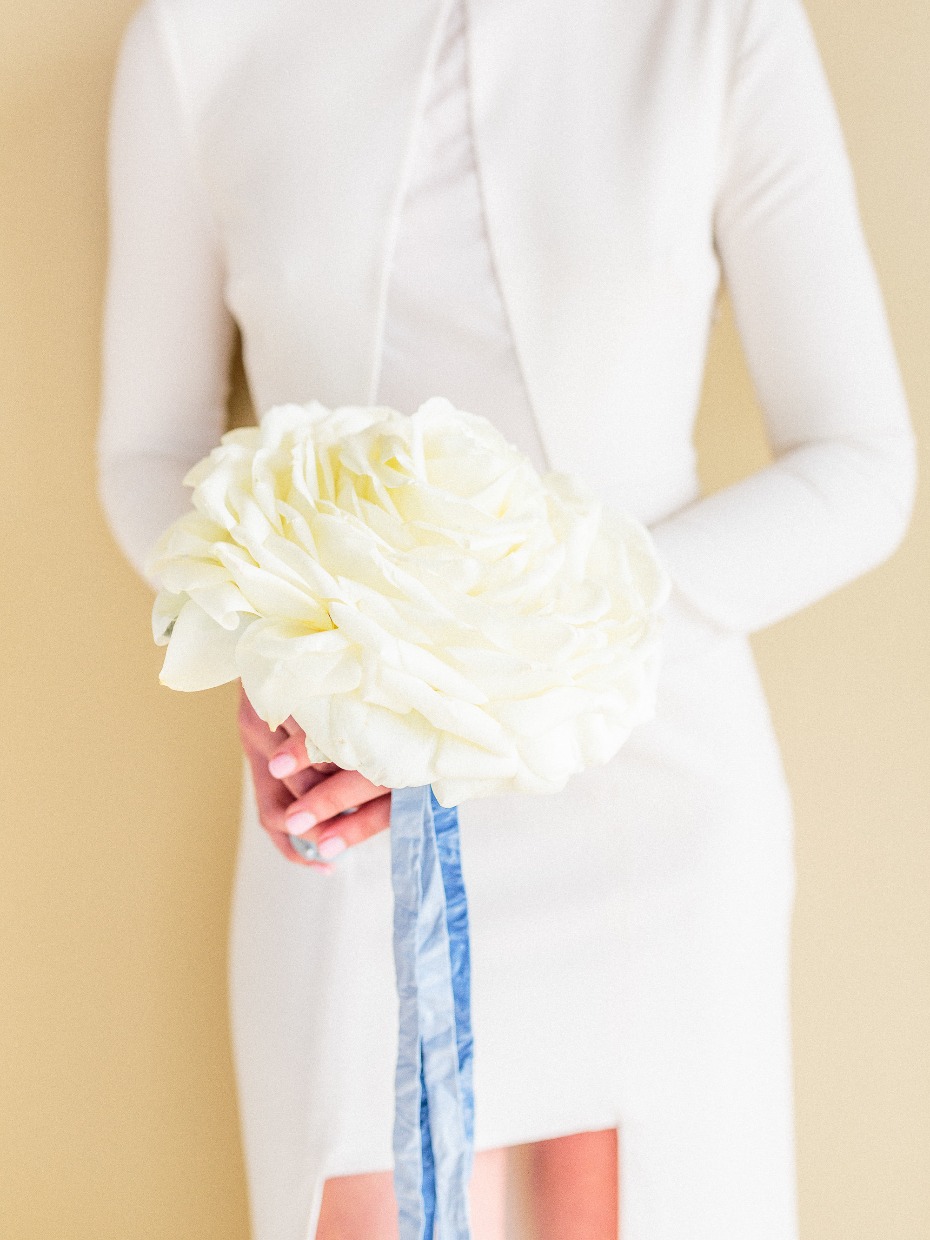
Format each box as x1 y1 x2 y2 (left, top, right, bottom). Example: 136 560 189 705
1 1 927 1237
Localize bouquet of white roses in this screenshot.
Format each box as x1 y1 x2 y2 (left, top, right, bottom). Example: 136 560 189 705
145 396 670 1239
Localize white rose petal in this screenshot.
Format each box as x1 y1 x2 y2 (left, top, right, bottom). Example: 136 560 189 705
158 600 247 691
149 397 671 802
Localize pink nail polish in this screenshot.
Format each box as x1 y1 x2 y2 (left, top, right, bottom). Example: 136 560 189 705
269 752 297 777
286 810 316 834
317 836 347 860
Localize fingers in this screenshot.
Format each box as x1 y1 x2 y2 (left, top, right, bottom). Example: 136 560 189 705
245 745 335 872
239 687 333 872
238 685 289 767
287 793 392 861
238 685 329 799
282 769 392 859
267 724 338 781
283 768 391 836
239 683 392 870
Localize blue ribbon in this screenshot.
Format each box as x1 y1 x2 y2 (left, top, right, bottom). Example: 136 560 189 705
390 785 474 1240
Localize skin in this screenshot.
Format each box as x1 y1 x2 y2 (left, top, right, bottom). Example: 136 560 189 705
238 683 619 1239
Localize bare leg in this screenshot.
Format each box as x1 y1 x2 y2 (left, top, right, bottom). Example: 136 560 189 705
526 1127 619 1240
468 1145 509 1238
315 1169 397 1240
315 1146 509 1240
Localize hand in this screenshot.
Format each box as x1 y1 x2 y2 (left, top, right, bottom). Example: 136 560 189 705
237 683 391 871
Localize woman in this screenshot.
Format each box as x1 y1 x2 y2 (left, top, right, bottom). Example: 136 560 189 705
95 0 918 1236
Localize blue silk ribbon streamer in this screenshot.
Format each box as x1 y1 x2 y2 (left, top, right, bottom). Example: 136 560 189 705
390 784 474 1240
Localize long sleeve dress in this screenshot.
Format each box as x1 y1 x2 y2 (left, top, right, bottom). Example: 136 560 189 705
95 1 918 1237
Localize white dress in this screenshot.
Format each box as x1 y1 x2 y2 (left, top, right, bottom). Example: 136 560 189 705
96 1 918 1237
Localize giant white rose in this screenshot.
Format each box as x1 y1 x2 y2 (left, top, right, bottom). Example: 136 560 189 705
145 397 671 806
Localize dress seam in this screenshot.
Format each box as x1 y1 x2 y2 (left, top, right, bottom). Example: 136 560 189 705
367 0 461 407
150 0 229 281
460 0 554 474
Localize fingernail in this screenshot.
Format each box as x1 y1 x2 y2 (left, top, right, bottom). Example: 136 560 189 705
269 752 297 777
286 810 316 835
317 836 347 860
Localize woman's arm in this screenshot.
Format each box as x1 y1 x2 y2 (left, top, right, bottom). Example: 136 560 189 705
96 1 236 592
648 0 918 637
95 4 391 870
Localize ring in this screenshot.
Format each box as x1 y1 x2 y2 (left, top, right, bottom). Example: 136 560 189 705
290 833 323 862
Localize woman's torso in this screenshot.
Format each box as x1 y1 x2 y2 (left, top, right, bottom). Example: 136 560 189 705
225 0 795 1154
163 0 732 531
193 0 796 903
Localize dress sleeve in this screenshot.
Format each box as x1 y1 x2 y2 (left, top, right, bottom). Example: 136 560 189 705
95 0 236 593
647 0 918 639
